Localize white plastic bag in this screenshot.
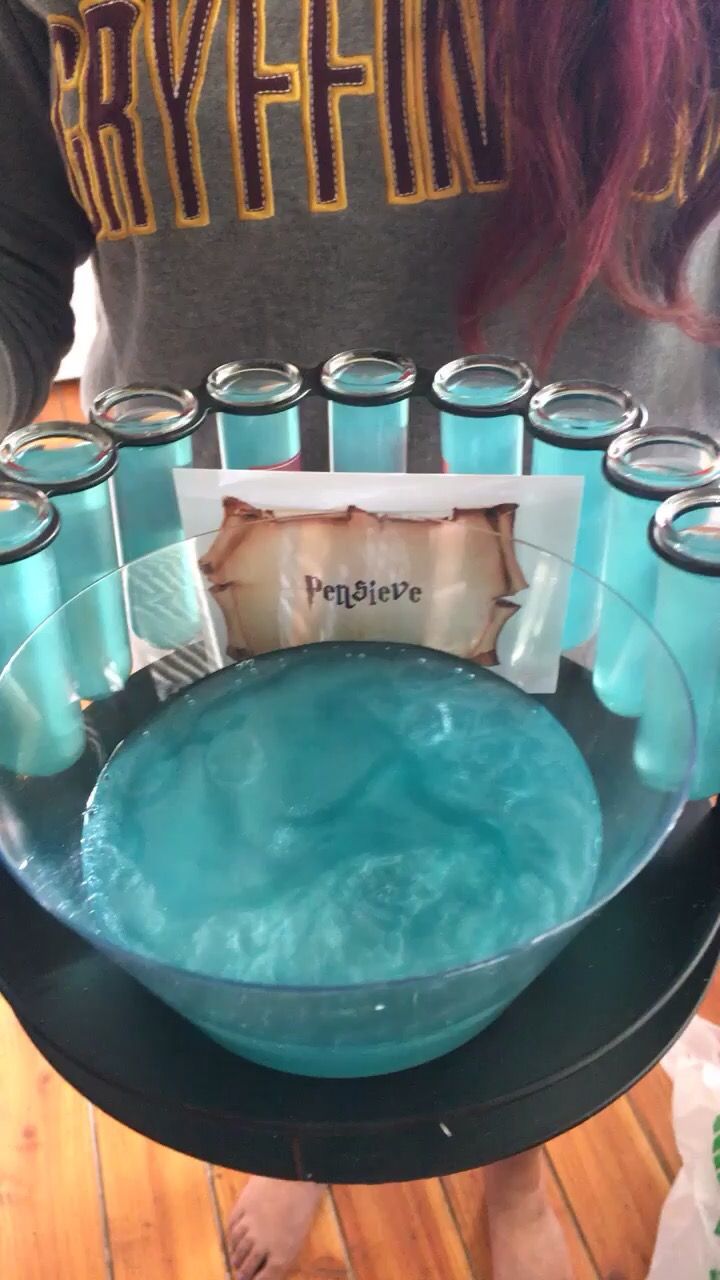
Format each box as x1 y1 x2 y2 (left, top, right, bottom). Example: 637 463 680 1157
647 1018 720 1279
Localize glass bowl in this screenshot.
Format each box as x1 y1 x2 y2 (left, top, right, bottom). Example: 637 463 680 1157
0 532 694 1077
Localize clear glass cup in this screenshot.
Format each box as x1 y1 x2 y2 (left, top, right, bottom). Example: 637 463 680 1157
433 355 534 475
207 361 304 470
322 350 416 473
636 488 720 800
91 385 205 649
594 429 720 716
529 381 646 649
0 422 131 700
0 532 693 1077
0 483 85 775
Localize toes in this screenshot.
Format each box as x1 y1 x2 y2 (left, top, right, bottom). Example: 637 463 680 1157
228 1204 246 1230
254 1264 280 1280
230 1236 252 1272
236 1248 267 1280
229 1226 248 1258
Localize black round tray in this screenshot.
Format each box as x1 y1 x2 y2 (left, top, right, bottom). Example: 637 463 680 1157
1 795 717 1183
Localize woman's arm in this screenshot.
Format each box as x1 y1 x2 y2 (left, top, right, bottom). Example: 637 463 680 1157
0 0 95 433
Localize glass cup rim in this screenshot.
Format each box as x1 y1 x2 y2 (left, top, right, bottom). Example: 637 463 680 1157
206 360 304 409
320 349 417 401
0 529 696 996
432 354 534 410
650 486 720 576
529 379 643 449
604 427 720 499
0 481 60 564
0 421 117 495
91 384 201 446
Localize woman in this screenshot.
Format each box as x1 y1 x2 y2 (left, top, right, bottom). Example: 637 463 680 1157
1 2 718 1278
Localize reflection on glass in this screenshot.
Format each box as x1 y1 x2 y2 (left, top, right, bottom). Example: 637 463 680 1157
91 385 203 648
208 361 303 470
637 491 720 800
529 381 646 649
323 350 415 473
0 483 85 775
595 429 720 716
0 422 130 700
434 355 533 475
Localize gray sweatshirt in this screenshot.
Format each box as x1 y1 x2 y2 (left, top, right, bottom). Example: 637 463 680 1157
3 0 720 471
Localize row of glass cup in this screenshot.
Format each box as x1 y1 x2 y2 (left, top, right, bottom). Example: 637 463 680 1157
0 411 206 776
0 351 718 799
204 351 529 474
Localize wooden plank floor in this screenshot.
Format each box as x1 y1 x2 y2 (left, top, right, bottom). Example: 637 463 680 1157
0 383 713 1277
33 380 84 422
4 980 717 1280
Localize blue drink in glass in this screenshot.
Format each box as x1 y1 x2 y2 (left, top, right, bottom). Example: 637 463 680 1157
433 355 534 475
594 429 720 717
0 483 85 775
92 385 204 649
2 536 693 1078
636 490 720 801
529 382 645 650
0 423 130 701
322 350 416 473
207 361 304 470
81 642 602 1075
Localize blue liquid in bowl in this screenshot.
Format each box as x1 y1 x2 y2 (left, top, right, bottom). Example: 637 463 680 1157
81 643 602 1074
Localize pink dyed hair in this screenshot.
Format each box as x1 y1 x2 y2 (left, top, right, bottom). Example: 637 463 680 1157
457 0 720 370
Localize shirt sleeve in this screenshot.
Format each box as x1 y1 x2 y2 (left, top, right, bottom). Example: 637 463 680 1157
0 0 95 435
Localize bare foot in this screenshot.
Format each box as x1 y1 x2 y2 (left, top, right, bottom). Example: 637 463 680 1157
227 1176 325 1279
485 1152 573 1280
